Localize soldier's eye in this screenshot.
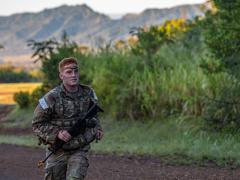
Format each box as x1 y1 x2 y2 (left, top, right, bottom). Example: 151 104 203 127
74 69 79 73
66 70 72 74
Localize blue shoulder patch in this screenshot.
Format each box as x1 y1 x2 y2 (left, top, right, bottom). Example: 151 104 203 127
92 90 98 100
39 98 49 110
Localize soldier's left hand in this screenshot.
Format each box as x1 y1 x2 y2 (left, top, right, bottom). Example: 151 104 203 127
96 129 104 140
58 130 72 142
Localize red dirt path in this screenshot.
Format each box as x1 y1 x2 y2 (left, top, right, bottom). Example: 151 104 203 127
1 144 240 180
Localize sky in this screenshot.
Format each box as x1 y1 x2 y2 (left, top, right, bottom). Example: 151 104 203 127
0 0 206 16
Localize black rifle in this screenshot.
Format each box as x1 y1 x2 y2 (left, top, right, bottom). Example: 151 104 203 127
38 99 103 168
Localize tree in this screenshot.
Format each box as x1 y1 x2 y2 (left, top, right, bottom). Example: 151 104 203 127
204 0 240 77
27 39 59 63
130 19 189 59
202 1 240 130
28 32 78 87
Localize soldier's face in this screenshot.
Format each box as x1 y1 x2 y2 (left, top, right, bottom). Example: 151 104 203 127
59 63 79 86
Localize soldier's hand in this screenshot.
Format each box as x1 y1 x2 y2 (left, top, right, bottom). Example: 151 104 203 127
57 130 72 142
96 129 104 140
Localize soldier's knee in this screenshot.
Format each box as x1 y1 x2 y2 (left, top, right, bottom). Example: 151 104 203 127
67 166 88 180
67 156 89 179
45 163 67 180
44 167 54 180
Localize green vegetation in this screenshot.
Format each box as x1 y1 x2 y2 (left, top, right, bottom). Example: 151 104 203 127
2 107 33 128
13 92 30 109
92 117 240 166
204 0 240 77
0 82 41 104
131 19 188 59
200 0 240 130
0 135 37 147
0 65 40 83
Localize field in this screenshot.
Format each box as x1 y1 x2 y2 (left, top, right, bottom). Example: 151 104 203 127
0 82 41 104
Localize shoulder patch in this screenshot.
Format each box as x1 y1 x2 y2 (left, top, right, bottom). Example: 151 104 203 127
39 98 49 110
92 89 98 101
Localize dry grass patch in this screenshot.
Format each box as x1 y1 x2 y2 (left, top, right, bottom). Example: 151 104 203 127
0 83 41 104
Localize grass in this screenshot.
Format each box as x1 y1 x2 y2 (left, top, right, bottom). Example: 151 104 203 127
0 135 38 147
0 82 41 104
2 107 34 128
91 117 240 166
3 108 240 166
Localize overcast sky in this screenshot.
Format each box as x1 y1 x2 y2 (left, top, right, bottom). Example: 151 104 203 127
0 0 206 16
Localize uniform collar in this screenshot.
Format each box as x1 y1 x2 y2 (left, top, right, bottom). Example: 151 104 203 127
59 83 88 99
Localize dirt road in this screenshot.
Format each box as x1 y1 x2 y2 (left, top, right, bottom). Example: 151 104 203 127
0 144 240 180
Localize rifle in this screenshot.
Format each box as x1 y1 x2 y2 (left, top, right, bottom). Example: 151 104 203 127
38 99 103 168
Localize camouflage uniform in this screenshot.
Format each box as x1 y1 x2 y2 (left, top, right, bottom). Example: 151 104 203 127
32 83 102 180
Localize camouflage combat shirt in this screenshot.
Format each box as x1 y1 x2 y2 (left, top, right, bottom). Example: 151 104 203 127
32 83 102 151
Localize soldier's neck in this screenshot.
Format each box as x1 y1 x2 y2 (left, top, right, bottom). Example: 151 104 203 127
63 84 79 93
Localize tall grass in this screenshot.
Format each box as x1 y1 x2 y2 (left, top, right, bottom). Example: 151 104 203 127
76 40 233 120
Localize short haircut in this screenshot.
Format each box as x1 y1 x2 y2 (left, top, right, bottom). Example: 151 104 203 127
58 57 78 72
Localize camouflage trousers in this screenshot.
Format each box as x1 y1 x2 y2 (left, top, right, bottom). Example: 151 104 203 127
44 148 89 180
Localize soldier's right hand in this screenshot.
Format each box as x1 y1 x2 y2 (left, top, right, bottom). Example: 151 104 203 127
57 130 72 142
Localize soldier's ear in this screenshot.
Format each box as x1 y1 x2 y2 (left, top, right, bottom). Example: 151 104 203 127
59 72 63 80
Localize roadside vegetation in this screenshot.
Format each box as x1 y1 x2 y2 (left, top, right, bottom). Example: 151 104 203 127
1 0 240 166
0 64 42 83
0 83 41 104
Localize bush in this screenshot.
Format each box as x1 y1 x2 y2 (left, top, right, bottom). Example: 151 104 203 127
203 0 240 77
203 77 240 131
30 85 50 107
201 0 240 130
13 91 30 109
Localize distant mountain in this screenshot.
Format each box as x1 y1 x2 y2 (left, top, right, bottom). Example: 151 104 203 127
0 4 204 56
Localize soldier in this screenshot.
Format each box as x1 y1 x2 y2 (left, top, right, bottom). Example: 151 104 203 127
32 57 104 180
